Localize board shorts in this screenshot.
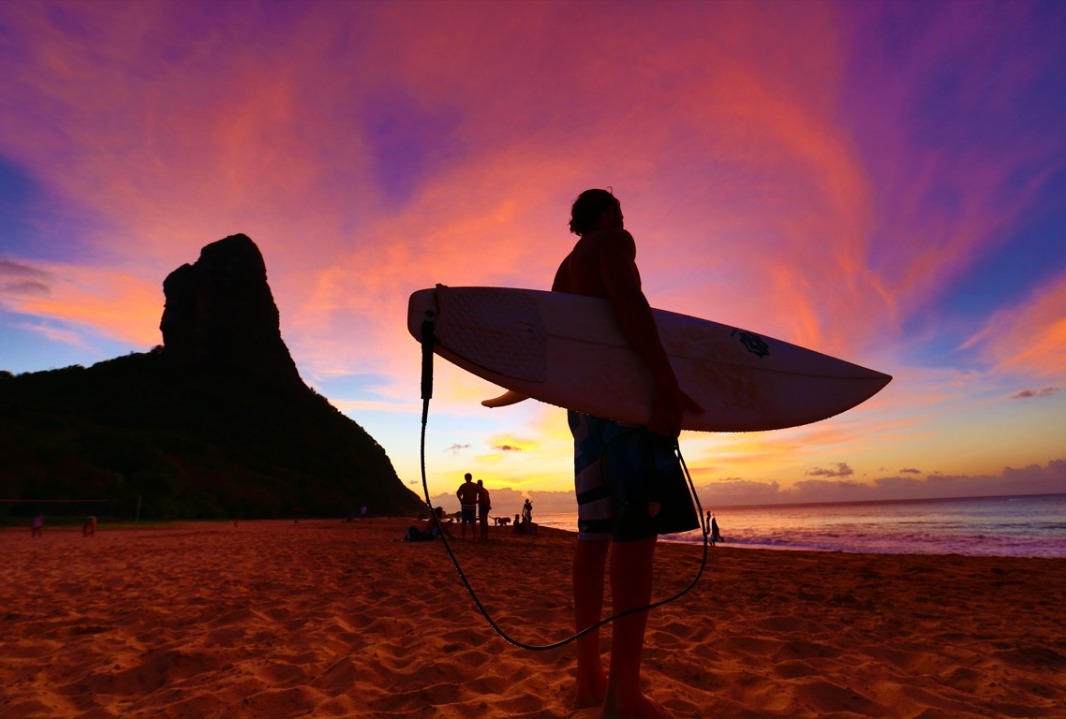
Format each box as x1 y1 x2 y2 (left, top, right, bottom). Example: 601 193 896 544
569 411 699 542
461 505 477 523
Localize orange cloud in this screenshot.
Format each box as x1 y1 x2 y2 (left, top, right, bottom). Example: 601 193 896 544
0 261 161 348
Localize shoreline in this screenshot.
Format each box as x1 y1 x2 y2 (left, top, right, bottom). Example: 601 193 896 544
3 518 1064 718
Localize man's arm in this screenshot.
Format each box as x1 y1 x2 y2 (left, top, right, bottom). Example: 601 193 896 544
551 259 568 293
598 232 675 388
598 230 701 437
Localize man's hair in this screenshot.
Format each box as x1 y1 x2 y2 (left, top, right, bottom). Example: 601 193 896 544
569 188 619 236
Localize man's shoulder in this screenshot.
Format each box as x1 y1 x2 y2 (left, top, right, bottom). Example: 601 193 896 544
581 229 636 265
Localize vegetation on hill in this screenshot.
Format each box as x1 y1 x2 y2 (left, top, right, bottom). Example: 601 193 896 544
0 350 424 522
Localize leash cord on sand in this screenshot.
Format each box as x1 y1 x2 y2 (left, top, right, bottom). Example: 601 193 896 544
418 316 709 651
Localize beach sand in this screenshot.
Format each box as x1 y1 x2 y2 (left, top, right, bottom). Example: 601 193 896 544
2 518 1063 718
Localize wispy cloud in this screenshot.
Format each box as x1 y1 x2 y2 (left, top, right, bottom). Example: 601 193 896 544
1 1 1064 500
961 273 1066 379
807 463 856 478
9 320 89 350
0 259 50 295
1011 387 1061 400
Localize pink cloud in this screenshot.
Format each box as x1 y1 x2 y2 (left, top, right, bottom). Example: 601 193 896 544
1 1 891 374
839 2 1066 324
962 272 1066 379
1 1 1061 499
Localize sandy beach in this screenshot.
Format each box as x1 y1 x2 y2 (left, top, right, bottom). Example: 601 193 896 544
1 518 1063 718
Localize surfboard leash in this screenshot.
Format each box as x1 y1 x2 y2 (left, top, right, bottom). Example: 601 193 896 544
418 313 710 652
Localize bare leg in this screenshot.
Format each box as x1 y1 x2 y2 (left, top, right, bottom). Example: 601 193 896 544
601 536 670 719
573 538 609 708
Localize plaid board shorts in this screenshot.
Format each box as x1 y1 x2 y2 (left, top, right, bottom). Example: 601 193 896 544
569 411 695 541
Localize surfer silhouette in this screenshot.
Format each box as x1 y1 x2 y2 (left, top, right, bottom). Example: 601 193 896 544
552 188 702 719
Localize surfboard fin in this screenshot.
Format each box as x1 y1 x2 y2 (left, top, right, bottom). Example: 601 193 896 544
482 390 530 408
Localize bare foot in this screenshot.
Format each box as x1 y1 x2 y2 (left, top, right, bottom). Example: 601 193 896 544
574 668 607 709
601 692 672 719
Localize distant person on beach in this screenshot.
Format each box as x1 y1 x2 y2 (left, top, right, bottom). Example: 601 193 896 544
456 473 479 541
522 498 533 526
553 189 703 718
430 506 454 539
83 516 97 537
477 480 491 541
705 511 717 544
711 513 721 545
405 507 453 541
31 513 44 538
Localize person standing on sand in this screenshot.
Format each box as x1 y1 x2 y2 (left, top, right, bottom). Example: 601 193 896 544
31 513 44 538
476 479 491 542
553 189 703 719
456 473 479 541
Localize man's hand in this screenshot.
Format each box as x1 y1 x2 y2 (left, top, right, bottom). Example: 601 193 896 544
648 384 704 439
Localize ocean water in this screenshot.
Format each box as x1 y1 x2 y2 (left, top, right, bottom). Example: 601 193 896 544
533 494 1066 558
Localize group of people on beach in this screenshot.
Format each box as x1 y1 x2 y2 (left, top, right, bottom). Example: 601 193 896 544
706 511 723 545
456 474 535 540
455 473 492 541
513 497 534 534
405 475 538 543
23 513 96 538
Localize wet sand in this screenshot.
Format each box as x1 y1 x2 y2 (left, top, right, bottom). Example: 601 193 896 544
2 518 1063 718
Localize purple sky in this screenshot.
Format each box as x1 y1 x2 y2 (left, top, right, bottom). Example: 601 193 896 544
1 1 1063 505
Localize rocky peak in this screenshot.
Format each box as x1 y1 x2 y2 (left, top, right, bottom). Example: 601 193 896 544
160 234 303 390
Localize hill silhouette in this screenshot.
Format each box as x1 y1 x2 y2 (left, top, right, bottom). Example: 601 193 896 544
0 234 424 522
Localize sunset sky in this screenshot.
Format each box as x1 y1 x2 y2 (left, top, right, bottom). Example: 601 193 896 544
1 0 1063 509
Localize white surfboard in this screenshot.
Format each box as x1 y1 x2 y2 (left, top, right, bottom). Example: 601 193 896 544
408 286 891 432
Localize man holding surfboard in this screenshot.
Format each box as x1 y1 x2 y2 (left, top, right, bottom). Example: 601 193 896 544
553 189 702 719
